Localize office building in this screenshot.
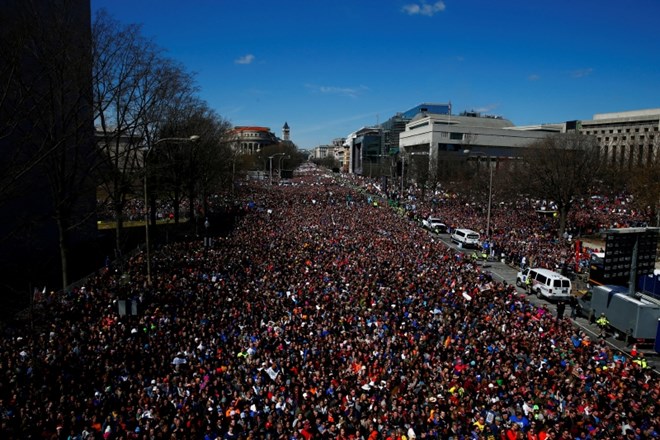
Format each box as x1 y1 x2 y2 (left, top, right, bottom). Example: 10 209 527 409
576 109 660 168
398 110 562 180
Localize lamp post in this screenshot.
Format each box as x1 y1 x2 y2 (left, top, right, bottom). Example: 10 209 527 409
143 135 199 285
464 149 493 240
269 153 285 185
204 217 210 255
400 151 405 196
277 154 290 180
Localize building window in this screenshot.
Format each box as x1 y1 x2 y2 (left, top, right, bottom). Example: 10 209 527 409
449 132 463 141
410 121 429 130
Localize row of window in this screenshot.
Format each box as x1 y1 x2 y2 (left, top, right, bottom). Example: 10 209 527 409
600 143 657 167
582 125 658 135
435 131 465 140
240 132 272 139
598 134 655 143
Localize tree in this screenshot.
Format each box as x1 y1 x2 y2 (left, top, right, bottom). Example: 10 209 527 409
520 133 601 237
625 156 660 227
407 152 431 200
93 9 198 254
157 99 233 224
311 155 339 170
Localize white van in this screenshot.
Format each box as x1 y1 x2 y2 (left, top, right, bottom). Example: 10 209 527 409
516 268 572 300
450 228 480 248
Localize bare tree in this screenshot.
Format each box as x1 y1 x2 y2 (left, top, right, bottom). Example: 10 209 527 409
521 133 601 236
202 125 241 203
93 9 197 254
625 137 660 226
164 100 234 223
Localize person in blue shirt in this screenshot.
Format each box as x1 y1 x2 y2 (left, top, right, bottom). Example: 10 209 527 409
509 410 531 432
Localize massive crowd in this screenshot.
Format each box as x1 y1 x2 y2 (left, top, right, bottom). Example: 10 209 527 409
1 171 657 440
356 176 649 275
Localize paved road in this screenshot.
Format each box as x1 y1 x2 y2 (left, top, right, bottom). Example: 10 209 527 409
429 229 660 373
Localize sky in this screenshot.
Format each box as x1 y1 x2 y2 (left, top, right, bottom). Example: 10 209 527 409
90 0 660 150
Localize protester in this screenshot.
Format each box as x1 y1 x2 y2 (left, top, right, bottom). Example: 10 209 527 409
0 171 657 439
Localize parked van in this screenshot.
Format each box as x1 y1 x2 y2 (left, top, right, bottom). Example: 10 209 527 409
516 267 572 300
450 228 480 248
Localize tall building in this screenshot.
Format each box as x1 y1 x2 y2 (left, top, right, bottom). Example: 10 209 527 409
380 103 452 154
0 0 97 300
343 127 385 175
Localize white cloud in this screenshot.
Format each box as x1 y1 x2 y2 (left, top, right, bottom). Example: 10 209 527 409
235 54 255 65
402 1 446 16
305 84 368 98
571 68 593 78
528 74 540 81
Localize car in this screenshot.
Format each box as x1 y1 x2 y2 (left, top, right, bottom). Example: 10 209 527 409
450 228 480 248
516 267 572 300
422 216 447 233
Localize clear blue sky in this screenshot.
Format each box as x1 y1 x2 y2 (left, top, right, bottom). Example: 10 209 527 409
90 0 660 150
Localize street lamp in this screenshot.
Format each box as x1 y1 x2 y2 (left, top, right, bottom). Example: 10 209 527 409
464 149 493 240
269 153 286 185
400 151 406 196
277 154 290 180
204 217 210 252
143 135 199 284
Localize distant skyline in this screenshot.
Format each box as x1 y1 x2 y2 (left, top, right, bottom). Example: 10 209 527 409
90 0 660 150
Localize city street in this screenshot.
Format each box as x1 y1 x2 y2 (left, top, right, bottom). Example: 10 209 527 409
431 230 660 373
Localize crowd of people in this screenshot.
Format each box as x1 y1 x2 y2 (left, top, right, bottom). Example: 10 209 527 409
356 177 649 275
96 198 197 224
1 170 657 440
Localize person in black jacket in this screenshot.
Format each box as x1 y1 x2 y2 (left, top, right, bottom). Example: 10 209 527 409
556 300 566 320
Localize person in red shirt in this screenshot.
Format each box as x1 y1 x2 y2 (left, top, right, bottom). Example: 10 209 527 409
506 422 524 440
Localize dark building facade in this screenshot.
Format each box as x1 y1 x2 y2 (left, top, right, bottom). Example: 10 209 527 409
0 0 97 308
